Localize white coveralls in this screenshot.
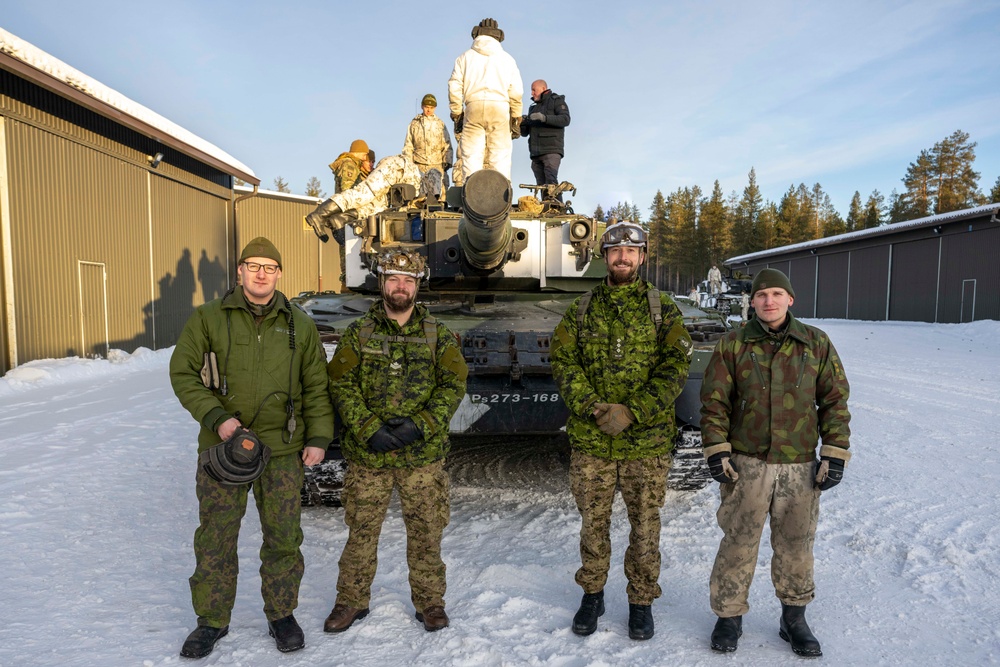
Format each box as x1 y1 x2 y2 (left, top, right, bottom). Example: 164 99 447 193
448 35 523 181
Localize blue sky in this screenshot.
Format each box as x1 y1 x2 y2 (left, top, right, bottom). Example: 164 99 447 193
4 0 999 219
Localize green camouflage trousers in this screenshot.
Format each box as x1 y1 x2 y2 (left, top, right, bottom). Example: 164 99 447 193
710 453 820 617
190 453 304 627
336 460 450 611
569 449 671 605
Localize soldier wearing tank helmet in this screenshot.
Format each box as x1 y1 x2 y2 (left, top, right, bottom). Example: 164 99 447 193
549 220 693 641
323 248 468 634
700 268 851 657
169 237 334 658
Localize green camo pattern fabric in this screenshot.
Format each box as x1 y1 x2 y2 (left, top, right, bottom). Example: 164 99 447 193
550 279 693 460
700 313 851 464
328 300 468 468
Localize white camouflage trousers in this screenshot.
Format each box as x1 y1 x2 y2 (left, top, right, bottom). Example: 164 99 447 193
459 100 512 181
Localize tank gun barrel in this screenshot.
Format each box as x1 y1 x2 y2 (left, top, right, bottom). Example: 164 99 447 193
458 169 513 272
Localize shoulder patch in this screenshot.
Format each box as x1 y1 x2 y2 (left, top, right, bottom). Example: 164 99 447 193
438 345 469 381
328 345 359 381
665 320 694 357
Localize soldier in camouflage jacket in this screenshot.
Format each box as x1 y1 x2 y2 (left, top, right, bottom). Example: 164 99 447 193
550 221 692 641
700 268 851 657
323 249 467 634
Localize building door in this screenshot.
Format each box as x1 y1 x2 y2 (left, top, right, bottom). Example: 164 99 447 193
78 261 109 358
961 279 976 323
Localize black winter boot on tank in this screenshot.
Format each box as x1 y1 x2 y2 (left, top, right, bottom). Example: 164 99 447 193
711 615 743 652
571 590 605 636
628 603 654 640
779 603 822 657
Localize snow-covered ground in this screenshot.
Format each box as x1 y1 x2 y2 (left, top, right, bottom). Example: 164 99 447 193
1 319 998 666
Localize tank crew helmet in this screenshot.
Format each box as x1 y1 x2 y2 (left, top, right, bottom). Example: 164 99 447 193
472 18 504 42
421 93 437 108
199 427 271 486
375 248 427 282
600 220 648 252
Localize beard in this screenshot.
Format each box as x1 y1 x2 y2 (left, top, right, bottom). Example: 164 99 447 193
383 289 416 313
607 260 640 285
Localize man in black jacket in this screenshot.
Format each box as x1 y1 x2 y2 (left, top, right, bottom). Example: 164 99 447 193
520 79 571 187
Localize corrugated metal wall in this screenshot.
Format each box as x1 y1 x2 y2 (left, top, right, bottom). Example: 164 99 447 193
937 226 1000 323
788 256 818 317
1 72 235 370
889 238 939 322
235 192 343 297
816 252 849 318
847 246 889 321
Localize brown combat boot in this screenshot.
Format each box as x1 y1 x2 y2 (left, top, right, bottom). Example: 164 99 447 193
323 603 369 633
415 605 449 632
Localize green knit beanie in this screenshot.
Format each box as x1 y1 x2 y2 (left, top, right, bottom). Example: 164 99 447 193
751 268 795 297
239 236 282 268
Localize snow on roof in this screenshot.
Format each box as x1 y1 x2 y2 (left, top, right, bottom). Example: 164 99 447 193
0 27 256 180
727 203 1000 265
235 184 321 204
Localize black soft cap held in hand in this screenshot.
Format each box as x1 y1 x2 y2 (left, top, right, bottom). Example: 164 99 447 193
368 424 405 453
814 457 844 490
707 452 739 484
386 416 423 446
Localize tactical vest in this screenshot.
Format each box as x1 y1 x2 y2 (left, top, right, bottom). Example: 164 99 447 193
358 315 439 360
576 287 663 333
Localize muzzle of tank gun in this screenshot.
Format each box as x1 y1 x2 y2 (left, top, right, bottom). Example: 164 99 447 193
458 169 513 272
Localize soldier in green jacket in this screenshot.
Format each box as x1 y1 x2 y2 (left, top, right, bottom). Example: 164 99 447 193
550 221 693 641
323 248 468 634
169 237 334 658
700 268 852 657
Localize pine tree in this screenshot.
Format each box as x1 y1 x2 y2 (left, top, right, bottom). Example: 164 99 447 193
862 190 885 229
272 176 291 193
990 176 1000 203
645 191 668 288
845 191 863 232
932 130 980 214
901 150 934 220
305 176 326 199
593 204 605 222
700 181 730 267
731 168 763 255
887 189 908 223
822 211 847 237
758 202 779 250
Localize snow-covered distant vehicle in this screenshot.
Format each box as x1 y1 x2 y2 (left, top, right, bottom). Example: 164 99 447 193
296 171 730 505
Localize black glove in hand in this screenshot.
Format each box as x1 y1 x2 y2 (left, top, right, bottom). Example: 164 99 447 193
707 453 739 484
386 416 423 446
528 112 546 123
814 457 844 490
451 112 464 133
368 424 405 453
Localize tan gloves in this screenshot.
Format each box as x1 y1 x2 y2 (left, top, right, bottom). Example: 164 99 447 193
593 403 635 436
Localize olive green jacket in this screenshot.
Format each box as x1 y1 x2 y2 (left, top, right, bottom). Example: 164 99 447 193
169 288 334 457
700 313 851 464
550 279 693 460
327 300 468 468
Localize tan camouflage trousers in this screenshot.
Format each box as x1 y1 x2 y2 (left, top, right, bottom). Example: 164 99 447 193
190 453 305 627
569 449 671 605
335 460 450 611
710 453 820 617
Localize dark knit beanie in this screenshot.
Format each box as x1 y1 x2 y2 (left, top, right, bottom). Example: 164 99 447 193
751 268 795 297
239 236 282 268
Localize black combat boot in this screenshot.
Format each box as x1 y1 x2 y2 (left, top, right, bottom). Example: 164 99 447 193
571 590 605 636
710 615 743 652
180 624 228 659
628 604 654 641
267 614 305 652
779 604 822 657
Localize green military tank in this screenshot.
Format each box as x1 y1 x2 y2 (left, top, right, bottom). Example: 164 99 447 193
296 169 730 505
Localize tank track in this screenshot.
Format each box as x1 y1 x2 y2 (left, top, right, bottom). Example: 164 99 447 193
667 426 711 491
301 456 348 508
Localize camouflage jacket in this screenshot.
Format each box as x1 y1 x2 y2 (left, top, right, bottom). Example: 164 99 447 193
169 288 334 457
328 152 369 193
327 300 468 468
329 154 423 220
550 279 693 460
402 114 454 169
700 313 851 464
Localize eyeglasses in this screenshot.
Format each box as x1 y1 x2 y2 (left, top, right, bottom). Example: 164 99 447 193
244 262 279 274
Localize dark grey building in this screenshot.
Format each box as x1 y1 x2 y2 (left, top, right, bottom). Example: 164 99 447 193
727 204 1000 323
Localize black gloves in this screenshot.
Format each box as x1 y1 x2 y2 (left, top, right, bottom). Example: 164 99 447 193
386 416 423 446
707 453 739 484
368 424 405 453
814 457 845 490
451 112 464 133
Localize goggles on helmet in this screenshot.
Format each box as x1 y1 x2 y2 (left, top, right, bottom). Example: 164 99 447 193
375 248 426 279
600 221 647 250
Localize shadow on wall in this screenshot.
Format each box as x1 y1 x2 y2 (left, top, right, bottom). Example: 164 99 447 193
109 247 226 355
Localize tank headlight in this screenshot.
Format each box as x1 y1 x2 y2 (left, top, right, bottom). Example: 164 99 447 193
570 221 591 240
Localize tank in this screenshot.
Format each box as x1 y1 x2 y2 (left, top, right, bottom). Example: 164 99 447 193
296 170 731 505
